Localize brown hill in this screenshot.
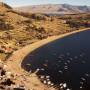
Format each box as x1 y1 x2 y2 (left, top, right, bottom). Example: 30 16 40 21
0 3 71 48
0 3 32 45
0 2 12 11
0 3 90 51
15 4 90 14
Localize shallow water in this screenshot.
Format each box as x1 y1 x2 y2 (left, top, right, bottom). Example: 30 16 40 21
22 30 90 90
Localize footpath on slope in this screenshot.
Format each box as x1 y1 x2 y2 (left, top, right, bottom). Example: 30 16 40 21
5 28 90 90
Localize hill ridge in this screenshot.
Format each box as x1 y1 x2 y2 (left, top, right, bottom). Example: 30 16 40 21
15 4 90 14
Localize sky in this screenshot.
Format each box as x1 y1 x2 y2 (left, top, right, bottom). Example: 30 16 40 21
2 0 90 7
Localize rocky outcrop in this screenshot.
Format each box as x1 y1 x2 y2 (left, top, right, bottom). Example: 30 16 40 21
0 60 26 90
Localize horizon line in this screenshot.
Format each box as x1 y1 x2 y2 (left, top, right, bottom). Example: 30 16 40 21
13 3 90 7
0 2 89 7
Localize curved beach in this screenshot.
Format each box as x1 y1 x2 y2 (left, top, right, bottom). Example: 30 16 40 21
6 28 90 90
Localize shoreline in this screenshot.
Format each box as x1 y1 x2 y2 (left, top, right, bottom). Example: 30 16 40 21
6 28 90 90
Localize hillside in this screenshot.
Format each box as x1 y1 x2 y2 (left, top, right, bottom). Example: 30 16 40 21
0 3 71 48
15 4 90 14
0 3 90 60
0 2 70 59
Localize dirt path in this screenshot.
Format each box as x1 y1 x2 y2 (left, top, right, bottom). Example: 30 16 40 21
5 28 90 90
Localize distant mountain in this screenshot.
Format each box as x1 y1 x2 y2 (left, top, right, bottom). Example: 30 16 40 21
15 4 90 14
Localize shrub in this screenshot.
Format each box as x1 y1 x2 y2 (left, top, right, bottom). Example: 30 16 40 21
31 14 47 20
66 20 80 28
0 20 14 30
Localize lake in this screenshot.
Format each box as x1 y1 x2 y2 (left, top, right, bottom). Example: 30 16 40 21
22 30 90 90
